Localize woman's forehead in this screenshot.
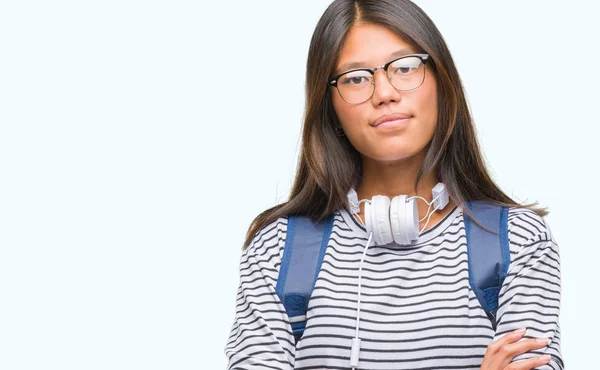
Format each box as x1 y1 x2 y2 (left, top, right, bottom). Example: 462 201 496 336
335 24 415 73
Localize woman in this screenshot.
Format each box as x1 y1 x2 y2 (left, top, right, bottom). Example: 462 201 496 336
225 1 563 369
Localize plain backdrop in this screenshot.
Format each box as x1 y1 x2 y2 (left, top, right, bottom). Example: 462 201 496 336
0 0 597 369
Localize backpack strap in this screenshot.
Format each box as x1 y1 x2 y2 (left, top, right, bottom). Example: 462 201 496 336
464 200 510 330
275 214 335 344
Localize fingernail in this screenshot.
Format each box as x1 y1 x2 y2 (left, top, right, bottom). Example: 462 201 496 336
536 338 548 344
539 354 551 362
515 328 526 334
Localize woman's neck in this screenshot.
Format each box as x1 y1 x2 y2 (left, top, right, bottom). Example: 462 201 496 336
354 151 454 232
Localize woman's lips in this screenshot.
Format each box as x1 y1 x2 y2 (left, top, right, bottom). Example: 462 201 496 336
372 113 413 127
374 117 411 129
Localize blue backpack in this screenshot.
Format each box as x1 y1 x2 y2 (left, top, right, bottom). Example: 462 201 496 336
275 200 509 343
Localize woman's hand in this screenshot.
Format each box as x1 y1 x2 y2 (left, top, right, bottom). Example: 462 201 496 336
480 328 551 370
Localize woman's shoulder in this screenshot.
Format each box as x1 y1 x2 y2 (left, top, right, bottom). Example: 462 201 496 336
505 206 558 264
506 206 554 245
243 215 290 271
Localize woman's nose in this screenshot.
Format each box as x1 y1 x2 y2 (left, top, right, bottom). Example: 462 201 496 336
370 69 401 105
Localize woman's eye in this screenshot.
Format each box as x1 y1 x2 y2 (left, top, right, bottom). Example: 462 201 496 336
391 58 422 75
341 74 370 85
340 71 371 86
393 65 419 75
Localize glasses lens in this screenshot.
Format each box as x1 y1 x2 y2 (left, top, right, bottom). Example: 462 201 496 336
388 56 425 91
336 70 374 104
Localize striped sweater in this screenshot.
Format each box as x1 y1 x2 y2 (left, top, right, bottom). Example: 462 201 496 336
225 205 563 369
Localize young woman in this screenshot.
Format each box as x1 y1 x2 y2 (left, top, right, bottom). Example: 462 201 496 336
225 1 563 369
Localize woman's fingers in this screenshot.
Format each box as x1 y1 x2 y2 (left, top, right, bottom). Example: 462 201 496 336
486 328 528 355
480 328 552 370
499 338 550 369
505 337 549 357
503 354 551 370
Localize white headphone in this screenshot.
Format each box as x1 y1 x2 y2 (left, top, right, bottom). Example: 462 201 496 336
345 182 450 369
347 182 449 246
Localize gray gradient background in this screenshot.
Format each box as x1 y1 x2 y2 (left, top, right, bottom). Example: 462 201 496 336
0 1 596 369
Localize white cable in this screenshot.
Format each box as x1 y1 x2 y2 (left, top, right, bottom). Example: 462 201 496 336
350 229 372 369
348 199 371 369
408 193 441 222
418 204 439 233
352 200 369 229
419 201 432 222
355 231 372 338
353 202 366 226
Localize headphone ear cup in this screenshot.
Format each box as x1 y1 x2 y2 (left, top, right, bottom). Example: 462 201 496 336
390 195 408 245
369 195 392 246
404 197 420 242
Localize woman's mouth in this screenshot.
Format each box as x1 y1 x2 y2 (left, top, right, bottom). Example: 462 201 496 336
371 112 413 129
374 117 411 129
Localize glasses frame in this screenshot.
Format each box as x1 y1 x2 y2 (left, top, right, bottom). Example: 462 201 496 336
328 53 431 104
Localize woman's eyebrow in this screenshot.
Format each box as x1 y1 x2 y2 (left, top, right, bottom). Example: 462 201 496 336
335 48 415 74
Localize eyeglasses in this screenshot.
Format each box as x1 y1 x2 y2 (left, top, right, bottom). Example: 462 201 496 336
328 53 430 104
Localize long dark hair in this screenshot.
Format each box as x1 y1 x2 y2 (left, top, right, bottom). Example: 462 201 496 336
242 0 547 250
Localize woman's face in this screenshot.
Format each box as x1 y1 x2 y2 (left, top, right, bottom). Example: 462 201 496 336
331 23 438 163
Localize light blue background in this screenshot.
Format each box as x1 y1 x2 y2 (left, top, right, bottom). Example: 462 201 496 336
0 1 596 369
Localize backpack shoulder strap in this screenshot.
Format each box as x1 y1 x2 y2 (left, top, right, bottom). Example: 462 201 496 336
275 214 335 344
464 200 510 330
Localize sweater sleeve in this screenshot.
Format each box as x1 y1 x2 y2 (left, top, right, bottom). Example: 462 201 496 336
492 208 564 370
224 217 296 370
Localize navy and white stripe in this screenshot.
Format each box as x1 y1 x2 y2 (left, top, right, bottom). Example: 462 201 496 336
225 205 563 369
